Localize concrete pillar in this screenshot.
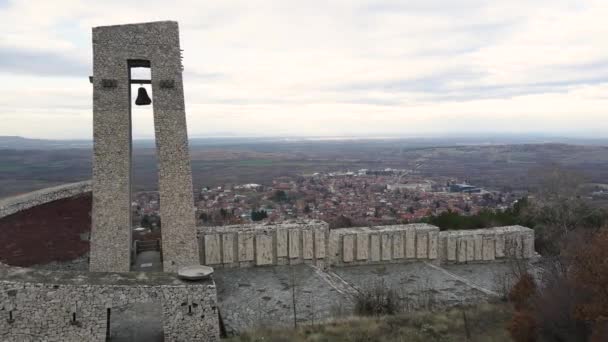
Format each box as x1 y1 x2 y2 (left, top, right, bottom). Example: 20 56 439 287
343 235 355 263
447 236 457 261
495 234 505 258
393 232 404 259
381 234 392 261
370 234 381 262
405 229 416 258
416 232 428 259
508 234 523 258
222 234 235 264
289 230 300 259
303 230 314 260
328 230 341 265
255 234 273 265
238 233 254 265
466 236 475 262
457 238 467 263
523 233 535 258
276 228 288 258
473 235 483 261
482 236 495 261
356 233 369 260
203 234 221 265
428 231 438 260
314 229 326 259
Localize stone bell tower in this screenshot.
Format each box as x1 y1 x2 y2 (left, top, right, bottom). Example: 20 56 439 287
89 21 199 272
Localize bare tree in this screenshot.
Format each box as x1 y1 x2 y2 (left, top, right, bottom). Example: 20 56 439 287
290 267 298 328
525 166 606 255
530 164 586 202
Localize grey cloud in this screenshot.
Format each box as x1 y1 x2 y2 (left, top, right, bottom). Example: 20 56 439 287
561 60 608 73
330 62 608 103
458 77 608 99
0 48 89 77
333 69 485 94
409 20 523 58
187 93 402 107
362 0 574 15
184 70 227 81
362 0 487 14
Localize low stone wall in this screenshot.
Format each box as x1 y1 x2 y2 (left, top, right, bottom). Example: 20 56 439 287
327 224 440 266
199 222 536 269
0 263 219 342
0 181 91 220
437 225 535 264
198 220 329 268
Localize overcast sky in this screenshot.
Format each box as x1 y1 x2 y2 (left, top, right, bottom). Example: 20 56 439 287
0 0 607 139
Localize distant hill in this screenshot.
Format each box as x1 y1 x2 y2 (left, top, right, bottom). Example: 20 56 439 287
2 136 608 199
1 134 607 150
0 136 91 150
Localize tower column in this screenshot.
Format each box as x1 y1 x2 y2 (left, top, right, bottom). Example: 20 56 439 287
89 21 199 272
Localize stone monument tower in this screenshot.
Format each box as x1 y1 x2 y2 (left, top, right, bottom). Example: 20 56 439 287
89 21 199 272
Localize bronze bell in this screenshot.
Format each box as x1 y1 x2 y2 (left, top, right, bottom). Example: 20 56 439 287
135 86 152 105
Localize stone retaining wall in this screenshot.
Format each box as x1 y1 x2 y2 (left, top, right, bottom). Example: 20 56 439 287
0 264 219 342
197 220 329 268
0 181 91 220
327 224 440 266
437 225 535 264
199 222 536 269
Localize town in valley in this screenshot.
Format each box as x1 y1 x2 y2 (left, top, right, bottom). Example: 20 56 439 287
132 168 523 231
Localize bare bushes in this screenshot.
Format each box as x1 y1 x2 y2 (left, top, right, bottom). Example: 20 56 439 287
507 273 538 342
354 281 399 316
508 273 537 311
507 229 608 342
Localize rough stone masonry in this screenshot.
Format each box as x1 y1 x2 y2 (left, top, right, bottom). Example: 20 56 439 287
89 21 199 272
0 263 219 342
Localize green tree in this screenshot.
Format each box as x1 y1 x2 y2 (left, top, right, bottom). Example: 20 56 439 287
251 210 268 221
271 190 288 203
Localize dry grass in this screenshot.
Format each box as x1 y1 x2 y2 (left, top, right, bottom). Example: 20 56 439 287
227 302 513 342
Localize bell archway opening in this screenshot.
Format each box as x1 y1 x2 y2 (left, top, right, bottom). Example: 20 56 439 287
128 59 163 272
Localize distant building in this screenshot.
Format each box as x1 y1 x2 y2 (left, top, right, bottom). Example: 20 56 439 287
235 183 262 190
273 183 292 191
450 183 481 193
387 182 432 192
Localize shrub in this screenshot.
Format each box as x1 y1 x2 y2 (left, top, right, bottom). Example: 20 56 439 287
508 274 538 342
509 229 608 341
534 261 589 342
508 309 537 342
570 229 608 339
508 273 537 311
354 282 399 316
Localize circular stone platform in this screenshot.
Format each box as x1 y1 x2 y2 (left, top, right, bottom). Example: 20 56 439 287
177 265 214 280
